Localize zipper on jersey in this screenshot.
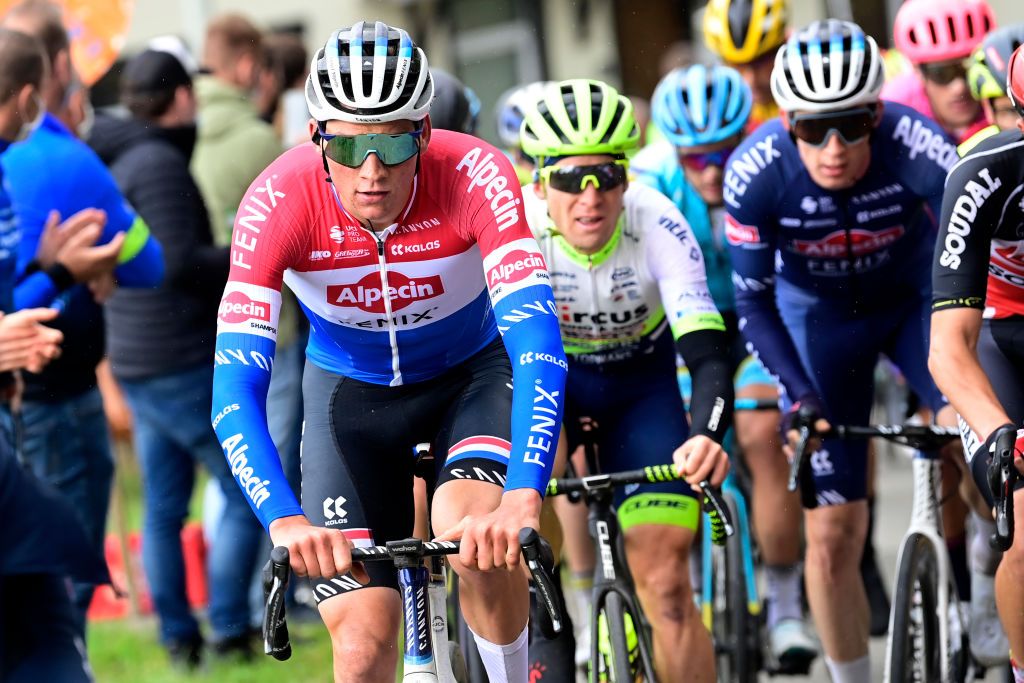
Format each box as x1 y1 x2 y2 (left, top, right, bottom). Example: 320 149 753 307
368 227 403 386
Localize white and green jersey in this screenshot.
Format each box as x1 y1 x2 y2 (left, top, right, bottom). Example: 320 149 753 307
523 182 725 365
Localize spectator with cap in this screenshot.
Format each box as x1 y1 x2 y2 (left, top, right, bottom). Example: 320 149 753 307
0 0 164 636
87 46 262 667
0 27 108 682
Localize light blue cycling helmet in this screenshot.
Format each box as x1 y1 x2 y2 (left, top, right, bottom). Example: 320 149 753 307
651 64 752 147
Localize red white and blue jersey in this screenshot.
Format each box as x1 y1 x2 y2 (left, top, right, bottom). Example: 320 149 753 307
211 131 567 529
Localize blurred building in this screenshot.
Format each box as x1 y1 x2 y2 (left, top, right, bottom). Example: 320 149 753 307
117 0 1024 146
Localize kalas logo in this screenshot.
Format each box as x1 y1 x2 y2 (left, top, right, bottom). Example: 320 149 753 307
792 226 904 258
488 251 546 287
219 291 271 324
327 271 444 313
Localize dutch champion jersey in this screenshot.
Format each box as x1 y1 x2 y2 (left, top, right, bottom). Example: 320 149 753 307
724 102 955 403
522 183 724 365
211 130 567 528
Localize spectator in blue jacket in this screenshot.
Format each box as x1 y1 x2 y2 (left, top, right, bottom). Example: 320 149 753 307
0 27 108 683
0 0 164 636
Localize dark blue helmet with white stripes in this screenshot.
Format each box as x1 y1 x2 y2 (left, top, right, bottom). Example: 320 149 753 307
770 19 885 113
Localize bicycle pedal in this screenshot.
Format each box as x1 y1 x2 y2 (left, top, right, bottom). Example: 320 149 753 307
770 650 816 676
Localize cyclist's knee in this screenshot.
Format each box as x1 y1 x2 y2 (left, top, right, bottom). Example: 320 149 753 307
805 503 867 575
319 589 400 669
626 525 695 623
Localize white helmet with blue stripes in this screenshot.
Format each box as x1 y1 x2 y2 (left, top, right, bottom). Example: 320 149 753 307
305 21 434 123
770 19 885 113
651 64 752 147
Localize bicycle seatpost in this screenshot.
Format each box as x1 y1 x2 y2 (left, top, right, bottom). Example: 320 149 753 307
263 545 292 661
989 429 1018 551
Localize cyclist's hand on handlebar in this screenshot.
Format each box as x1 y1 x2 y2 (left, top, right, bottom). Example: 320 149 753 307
782 396 830 460
673 435 730 490
268 515 369 584
435 488 542 572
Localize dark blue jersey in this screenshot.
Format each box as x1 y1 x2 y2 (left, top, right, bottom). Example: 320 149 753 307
725 102 956 401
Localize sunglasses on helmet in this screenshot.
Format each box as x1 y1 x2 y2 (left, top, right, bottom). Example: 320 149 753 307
316 125 423 168
788 107 878 148
540 160 629 194
678 145 738 172
920 59 970 86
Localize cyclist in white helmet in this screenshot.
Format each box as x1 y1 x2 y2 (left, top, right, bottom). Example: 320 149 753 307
211 22 567 682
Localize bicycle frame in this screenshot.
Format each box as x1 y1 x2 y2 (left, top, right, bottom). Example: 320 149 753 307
396 547 460 682
584 481 660 679
700 470 760 630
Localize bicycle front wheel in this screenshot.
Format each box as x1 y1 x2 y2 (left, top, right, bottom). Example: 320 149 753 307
710 493 757 683
887 533 941 682
598 592 635 682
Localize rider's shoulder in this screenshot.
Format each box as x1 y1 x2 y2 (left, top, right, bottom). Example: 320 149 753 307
874 102 958 172
722 117 794 202
622 182 687 235
946 128 1024 186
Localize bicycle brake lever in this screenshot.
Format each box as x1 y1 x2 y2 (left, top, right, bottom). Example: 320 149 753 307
263 546 292 661
988 430 1017 551
787 425 810 493
518 527 563 635
699 481 734 545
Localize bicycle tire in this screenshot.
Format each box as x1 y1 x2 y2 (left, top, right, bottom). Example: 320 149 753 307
448 640 469 683
711 492 757 683
887 533 941 682
600 591 634 683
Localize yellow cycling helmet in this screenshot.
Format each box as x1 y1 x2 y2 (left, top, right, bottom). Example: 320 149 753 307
703 0 789 64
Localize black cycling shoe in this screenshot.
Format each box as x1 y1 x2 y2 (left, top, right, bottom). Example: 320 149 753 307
166 635 203 671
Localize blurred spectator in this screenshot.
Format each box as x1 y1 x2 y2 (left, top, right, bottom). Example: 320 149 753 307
428 68 480 135
883 0 994 143
0 27 106 683
194 16 303 533
192 13 281 246
256 30 308 145
1 0 164 635
87 48 262 666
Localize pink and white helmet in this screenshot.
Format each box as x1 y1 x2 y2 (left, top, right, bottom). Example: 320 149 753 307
893 0 995 65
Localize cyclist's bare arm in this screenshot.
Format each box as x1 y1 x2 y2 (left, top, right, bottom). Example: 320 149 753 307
929 307 1013 438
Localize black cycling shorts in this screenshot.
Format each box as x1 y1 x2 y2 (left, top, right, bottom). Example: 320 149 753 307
301 337 513 603
964 318 1024 506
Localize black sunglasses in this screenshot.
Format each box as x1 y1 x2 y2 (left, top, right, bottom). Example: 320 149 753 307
788 107 878 148
540 161 629 194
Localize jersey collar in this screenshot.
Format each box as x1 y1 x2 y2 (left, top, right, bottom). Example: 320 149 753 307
549 212 625 268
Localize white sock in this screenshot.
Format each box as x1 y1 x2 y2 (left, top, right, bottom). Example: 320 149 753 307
969 510 1001 574
824 654 870 683
765 564 802 627
471 624 529 683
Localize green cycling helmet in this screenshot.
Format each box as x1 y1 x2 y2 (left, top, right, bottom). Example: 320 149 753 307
968 25 1024 101
519 79 639 162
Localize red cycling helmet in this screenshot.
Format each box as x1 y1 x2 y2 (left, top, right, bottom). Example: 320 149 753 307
1009 44 1024 116
893 0 995 65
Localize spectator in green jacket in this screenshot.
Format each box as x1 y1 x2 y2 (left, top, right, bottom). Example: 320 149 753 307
191 13 281 247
